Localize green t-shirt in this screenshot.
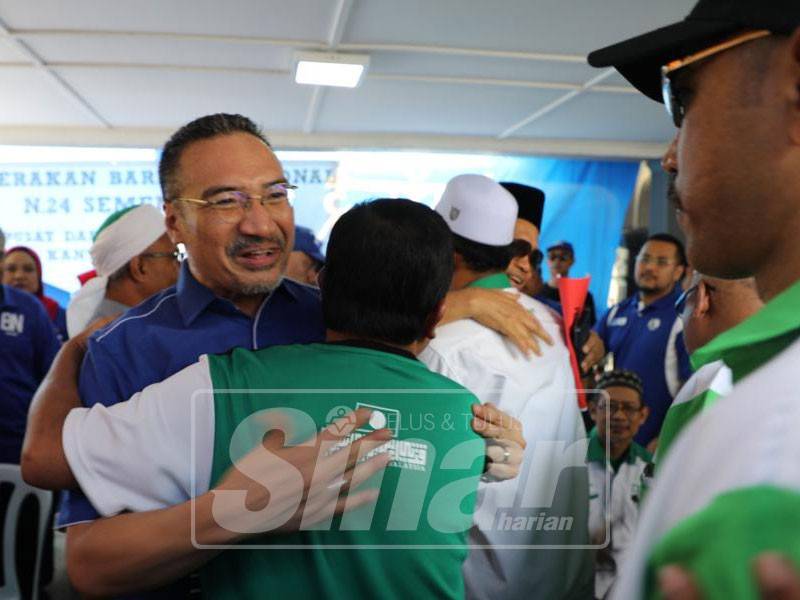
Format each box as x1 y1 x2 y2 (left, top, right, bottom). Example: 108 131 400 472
203 342 484 600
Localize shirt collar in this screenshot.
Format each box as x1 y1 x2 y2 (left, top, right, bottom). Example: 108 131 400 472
175 262 297 326
467 272 511 290
691 277 800 373
637 285 681 313
326 339 418 362
586 428 651 466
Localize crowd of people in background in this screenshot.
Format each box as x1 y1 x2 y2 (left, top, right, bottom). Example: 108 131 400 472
0 0 799 598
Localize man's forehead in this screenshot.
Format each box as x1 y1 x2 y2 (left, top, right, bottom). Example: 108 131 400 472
604 386 641 403
513 219 539 246
178 133 284 188
642 240 678 256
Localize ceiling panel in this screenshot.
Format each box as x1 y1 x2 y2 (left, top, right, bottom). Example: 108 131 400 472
54 66 313 130
344 0 696 55
511 90 676 142
0 0 337 39
0 66 100 125
21 34 295 71
316 79 565 136
0 40 28 63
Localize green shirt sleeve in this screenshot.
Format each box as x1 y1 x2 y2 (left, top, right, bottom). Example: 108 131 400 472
645 485 800 600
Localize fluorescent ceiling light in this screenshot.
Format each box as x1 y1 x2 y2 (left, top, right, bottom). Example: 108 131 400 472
294 52 369 88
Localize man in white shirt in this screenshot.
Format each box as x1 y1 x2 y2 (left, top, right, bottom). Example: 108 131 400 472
420 174 592 600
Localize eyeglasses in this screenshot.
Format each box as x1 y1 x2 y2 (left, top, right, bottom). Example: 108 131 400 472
140 250 185 263
171 182 297 224
636 254 677 268
597 399 642 417
661 30 771 127
510 239 543 269
675 280 716 317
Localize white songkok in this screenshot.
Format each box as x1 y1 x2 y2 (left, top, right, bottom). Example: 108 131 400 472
67 204 166 336
434 174 518 246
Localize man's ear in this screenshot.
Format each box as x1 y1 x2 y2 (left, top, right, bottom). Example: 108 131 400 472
164 203 183 245
638 405 650 427
422 300 447 340
693 280 712 319
127 256 147 284
788 27 800 145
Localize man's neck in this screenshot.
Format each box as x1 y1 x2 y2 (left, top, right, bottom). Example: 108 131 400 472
188 263 271 319
451 267 501 291
755 231 800 302
325 330 423 356
547 276 559 288
638 286 674 307
598 433 631 461
105 280 142 309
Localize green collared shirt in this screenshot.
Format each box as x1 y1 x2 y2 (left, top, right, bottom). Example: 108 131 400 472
691 278 800 382
467 272 511 290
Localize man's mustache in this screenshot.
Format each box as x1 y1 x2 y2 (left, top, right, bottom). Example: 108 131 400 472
226 235 286 257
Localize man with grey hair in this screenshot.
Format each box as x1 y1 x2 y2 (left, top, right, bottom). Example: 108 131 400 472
66 205 180 336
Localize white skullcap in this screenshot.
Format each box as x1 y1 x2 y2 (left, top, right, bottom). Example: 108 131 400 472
435 174 518 246
67 204 166 336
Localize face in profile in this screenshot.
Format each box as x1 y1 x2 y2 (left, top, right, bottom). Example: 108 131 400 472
506 219 541 296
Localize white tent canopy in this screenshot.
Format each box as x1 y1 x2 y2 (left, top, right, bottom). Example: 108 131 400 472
0 0 694 158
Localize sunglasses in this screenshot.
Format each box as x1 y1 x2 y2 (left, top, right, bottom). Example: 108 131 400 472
510 239 543 269
661 29 771 127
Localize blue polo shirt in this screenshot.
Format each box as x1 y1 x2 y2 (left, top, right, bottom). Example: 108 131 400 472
594 287 691 445
58 262 325 529
0 285 60 463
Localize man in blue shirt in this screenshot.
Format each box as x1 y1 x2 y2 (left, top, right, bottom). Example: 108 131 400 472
23 113 535 598
0 284 59 463
594 233 692 447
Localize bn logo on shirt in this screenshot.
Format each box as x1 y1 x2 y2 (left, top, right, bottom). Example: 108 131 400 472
0 312 24 336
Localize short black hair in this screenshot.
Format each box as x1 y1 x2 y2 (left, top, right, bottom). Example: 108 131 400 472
452 234 514 273
322 198 454 345
646 232 687 267
158 113 270 200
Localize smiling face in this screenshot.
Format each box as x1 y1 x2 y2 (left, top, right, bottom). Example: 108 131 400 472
592 385 648 451
164 132 294 308
3 250 39 294
662 34 800 296
506 219 541 294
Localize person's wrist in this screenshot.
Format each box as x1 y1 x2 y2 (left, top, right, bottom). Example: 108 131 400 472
191 491 249 546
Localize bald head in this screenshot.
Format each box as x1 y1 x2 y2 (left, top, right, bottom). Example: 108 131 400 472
682 273 763 354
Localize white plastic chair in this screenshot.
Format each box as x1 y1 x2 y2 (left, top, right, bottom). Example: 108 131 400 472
0 464 52 600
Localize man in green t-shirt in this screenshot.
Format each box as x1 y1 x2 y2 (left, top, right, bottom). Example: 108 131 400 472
588 0 800 597
58 199 486 599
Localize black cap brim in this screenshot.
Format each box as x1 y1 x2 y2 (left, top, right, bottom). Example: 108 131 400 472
588 19 741 102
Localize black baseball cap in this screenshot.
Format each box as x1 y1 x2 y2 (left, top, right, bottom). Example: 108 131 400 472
499 182 545 231
588 0 800 102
